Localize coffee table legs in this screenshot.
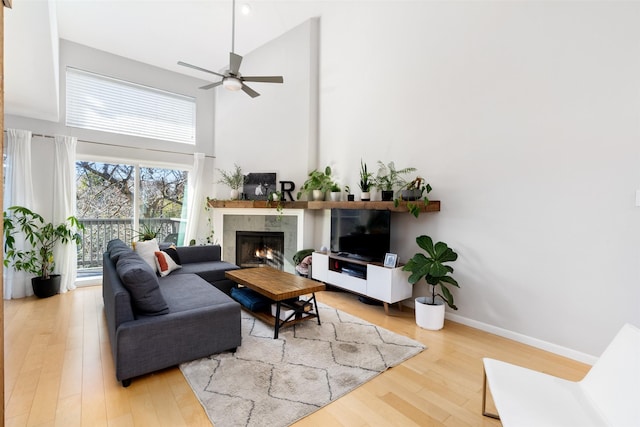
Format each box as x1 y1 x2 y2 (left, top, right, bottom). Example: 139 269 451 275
273 293 321 339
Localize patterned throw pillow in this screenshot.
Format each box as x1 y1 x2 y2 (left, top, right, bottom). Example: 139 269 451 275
162 244 181 265
154 251 182 277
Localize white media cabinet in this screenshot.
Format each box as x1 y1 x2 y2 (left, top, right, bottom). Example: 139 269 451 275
311 252 412 314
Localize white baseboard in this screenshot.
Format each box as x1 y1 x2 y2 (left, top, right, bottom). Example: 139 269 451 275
75 276 102 287
445 312 598 365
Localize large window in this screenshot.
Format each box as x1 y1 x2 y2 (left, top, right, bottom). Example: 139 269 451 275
66 67 196 144
76 161 188 271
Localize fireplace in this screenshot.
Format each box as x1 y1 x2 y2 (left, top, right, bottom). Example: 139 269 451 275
236 231 285 270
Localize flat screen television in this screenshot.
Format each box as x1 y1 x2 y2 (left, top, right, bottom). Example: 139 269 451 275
330 209 391 262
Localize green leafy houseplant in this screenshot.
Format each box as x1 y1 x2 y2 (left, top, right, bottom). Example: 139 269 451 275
267 190 284 219
358 160 373 193
132 222 159 242
403 235 459 309
3 206 84 280
374 161 416 200
297 166 334 200
217 163 244 190
399 176 433 218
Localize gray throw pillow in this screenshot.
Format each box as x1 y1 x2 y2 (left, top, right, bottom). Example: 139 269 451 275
116 251 169 315
108 239 132 263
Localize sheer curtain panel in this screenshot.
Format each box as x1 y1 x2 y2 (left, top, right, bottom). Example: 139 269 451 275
184 153 205 245
3 129 35 299
53 135 79 293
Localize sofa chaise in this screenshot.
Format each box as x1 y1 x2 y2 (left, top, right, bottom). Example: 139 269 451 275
102 239 242 386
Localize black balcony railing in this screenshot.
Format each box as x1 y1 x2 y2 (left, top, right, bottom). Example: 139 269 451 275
77 218 183 270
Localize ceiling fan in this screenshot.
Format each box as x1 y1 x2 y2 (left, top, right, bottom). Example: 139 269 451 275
178 0 283 98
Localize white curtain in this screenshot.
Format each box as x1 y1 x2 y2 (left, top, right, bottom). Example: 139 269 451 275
184 153 206 245
3 129 35 299
52 135 79 293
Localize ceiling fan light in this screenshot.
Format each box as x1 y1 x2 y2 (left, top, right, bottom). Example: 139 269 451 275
223 77 242 91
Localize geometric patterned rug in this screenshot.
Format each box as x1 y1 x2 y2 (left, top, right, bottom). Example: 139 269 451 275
180 302 426 427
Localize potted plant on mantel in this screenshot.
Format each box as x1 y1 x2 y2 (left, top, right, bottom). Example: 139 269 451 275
217 163 244 200
3 206 84 298
358 160 373 201
374 161 416 201
398 176 433 218
329 183 342 202
297 166 334 201
402 235 459 330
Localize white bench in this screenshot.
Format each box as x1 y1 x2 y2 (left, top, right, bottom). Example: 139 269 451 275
483 323 640 427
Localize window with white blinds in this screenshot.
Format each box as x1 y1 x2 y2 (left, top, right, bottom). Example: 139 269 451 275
66 67 196 144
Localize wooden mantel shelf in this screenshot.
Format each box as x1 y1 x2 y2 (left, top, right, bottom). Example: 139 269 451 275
208 199 440 213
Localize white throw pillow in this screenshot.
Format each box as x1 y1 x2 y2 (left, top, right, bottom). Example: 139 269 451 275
134 238 160 272
154 251 182 277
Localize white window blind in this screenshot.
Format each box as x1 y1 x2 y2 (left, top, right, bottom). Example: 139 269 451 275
66 67 196 144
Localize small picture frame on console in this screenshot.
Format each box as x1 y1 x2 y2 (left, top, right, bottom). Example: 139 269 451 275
383 253 398 268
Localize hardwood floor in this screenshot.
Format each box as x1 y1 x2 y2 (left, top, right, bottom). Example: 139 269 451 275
4 286 590 426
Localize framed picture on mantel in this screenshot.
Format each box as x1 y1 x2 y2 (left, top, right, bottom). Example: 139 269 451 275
384 253 398 268
244 173 276 200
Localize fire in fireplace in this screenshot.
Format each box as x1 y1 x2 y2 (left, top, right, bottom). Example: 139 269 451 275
236 231 285 270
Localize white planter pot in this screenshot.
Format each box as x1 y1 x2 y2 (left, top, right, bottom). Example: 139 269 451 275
414 297 445 330
360 191 370 201
230 189 240 200
330 192 341 202
312 189 325 201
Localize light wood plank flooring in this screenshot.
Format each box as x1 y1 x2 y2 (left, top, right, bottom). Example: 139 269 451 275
4 286 590 426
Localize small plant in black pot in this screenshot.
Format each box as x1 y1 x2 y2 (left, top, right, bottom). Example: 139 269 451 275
403 235 459 330
374 161 416 201
4 206 84 298
359 160 373 201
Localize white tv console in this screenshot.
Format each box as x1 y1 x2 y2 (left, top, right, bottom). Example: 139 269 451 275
311 252 412 314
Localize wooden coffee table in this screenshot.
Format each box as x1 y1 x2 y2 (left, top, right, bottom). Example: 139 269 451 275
225 267 326 338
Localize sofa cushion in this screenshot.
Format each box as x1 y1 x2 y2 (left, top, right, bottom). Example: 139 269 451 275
107 239 132 263
172 261 239 283
154 250 181 277
116 251 169 315
158 273 237 313
134 238 160 272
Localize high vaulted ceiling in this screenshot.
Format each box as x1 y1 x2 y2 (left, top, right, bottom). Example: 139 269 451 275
4 0 329 121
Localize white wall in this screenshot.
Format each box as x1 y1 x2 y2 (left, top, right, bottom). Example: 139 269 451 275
218 2 640 359
318 1 640 359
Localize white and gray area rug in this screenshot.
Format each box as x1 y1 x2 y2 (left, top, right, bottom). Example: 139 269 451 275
180 303 426 427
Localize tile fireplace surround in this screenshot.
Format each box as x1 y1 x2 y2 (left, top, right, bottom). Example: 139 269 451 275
213 208 306 274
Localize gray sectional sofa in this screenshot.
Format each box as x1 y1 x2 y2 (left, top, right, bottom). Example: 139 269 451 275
102 239 242 386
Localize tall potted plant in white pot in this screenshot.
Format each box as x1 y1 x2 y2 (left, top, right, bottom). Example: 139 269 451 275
3 206 84 298
403 235 459 330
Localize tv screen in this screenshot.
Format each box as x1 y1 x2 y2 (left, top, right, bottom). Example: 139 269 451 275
330 209 391 262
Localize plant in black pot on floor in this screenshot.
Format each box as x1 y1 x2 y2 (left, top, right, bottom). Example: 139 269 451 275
3 206 84 298
403 235 459 330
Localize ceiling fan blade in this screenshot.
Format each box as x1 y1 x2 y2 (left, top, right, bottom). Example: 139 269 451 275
241 83 260 98
229 52 243 76
199 81 223 90
242 76 284 84
177 61 226 78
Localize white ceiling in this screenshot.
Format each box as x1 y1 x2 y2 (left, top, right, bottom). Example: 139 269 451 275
4 0 329 121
